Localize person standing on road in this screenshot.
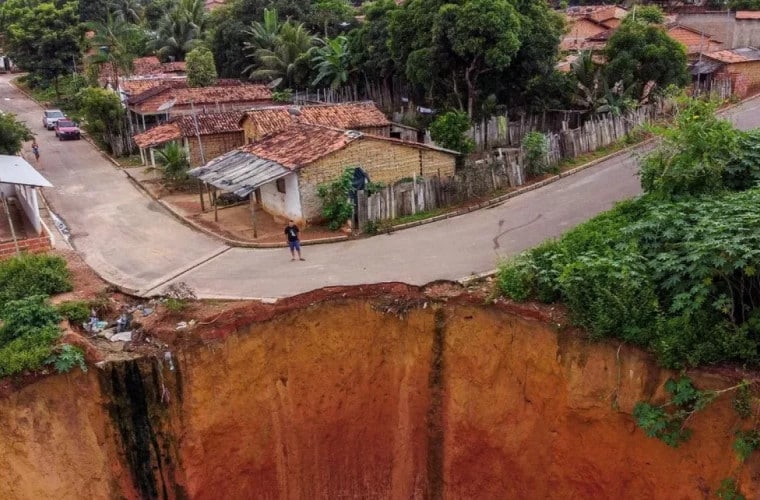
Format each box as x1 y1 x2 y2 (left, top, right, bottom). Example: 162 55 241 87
31 141 39 161
285 220 305 261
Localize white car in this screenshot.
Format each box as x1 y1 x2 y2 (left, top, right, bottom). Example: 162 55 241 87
42 109 65 130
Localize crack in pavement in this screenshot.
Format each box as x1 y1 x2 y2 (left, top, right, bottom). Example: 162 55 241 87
493 214 543 250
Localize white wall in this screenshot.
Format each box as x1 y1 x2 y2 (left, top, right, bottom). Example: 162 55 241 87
259 173 303 223
12 184 41 234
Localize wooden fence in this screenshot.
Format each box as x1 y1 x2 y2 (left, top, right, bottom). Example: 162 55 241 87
353 103 669 230
355 152 523 229
469 103 665 153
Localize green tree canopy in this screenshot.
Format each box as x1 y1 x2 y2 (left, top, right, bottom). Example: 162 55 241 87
605 12 688 100
1 0 85 88
209 0 312 78
0 113 33 155
186 46 218 87
389 0 561 116
428 110 473 153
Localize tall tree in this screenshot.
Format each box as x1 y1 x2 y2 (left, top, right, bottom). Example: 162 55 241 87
605 10 688 100
0 113 33 155
242 8 283 59
150 0 207 61
86 10 148 87
186 46 218 87
308 0 353 37
208 0 312 78
347 0 397 86
2 0 84 91
245 21 313 86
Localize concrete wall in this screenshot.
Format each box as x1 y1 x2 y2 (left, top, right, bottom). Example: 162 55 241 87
13 185 41 234
298 138 456 221
678 13 760 49
259 173 302 223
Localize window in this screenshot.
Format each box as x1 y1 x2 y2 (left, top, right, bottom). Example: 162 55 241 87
276 178 286 193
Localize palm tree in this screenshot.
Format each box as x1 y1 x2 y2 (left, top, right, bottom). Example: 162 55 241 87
310 35 351 89
243 8 282 58
151 142 190 183
149 0 207 61
87 11 146 87
107 0 143 24
246 21 314 87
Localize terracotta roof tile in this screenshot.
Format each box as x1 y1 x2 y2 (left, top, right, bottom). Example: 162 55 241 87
736 11 760 20
237 123 457 170
121 77 187 96
241 102 390 138
240 107 293 137
667 25 721 54
133 56 161 74
173 112 243 136
704 47 760 64
132 85 273 113
133 123 181 148
242 124 355 169
299 102 390 128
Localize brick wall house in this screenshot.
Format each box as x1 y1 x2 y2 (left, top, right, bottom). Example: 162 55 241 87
190 123 457 225
700 48 760 98
133 112 245 167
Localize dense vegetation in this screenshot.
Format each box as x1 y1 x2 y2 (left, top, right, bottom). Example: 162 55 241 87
0 253 87 378
498 99 760 370
0 0 689 138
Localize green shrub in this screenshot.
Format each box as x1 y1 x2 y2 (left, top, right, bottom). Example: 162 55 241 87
56 300 92 324
165 297 188 314
47 344 87 374
0 253 72 304
0 325 60 377
497 255 535 301
558 253 659 344
522 131 551 177
317 168 355 230
0 295 60 344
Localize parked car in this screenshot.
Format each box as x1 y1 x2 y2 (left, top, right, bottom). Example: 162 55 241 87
54 119 81 140
42 109 66 130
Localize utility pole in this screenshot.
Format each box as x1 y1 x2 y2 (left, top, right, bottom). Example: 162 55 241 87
190 101 207 212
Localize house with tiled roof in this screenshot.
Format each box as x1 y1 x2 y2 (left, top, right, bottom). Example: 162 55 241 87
189 123 457 224
667 24 722 58
133 112 245 167
692 47 760 98
127 83 273 131
239 102 393 142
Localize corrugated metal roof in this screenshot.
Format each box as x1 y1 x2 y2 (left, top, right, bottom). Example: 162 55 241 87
188 149 290 196
0 155 53 187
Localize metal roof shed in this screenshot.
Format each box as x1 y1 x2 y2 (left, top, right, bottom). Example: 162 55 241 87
188 149 290 197
0 155 53 251
0 155 53 187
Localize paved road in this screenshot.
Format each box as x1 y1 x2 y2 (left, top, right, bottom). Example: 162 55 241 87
3 74 760 299
0 75 226 292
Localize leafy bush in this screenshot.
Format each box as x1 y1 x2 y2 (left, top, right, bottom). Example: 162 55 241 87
558 253 658 343
734 429 760 462
0 295 60 343
497 255 535 302
317 167 355 230
0 253 72 303
640 99 741 199
429 110 474 154
495 187 760 369
56 300 92 325
521 131 551 177
633 377 714 447
0 325 60 378
716 478 745 500
47 344 87 374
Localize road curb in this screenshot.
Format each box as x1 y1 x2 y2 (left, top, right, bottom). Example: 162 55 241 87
380 139 653 235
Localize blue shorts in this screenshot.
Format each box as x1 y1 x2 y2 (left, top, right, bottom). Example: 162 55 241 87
288 240 300 251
